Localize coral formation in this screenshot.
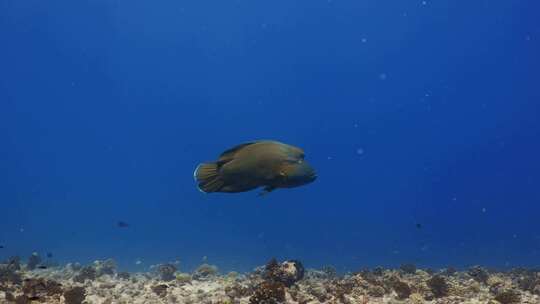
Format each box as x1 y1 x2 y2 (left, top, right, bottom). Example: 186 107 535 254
93 259 117 276
73 265 97 283
264 258 305 287
5 256 21 271
175 272 192 284
67 263 82 272
157 263 177 281
117 271 130 280
26 252 41 271
0 263 22 285
22 277 63 298
1 258 540 304
516 270 540 295
151 284 169 297
427 275 449 297
249 281 286 304
468 265 490 283
63 286 86 304
321 265 337 278
494 288 522 304
193 263 218 280
389 276 412 299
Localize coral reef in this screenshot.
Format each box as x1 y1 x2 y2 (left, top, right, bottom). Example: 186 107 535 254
389 276 412 299
175 272 192 284
93 259 117 277
468 265 490 283
26 253 41 271
73 265 97 283
427 275 449 298
22 277 63 298
494 288 522 304
157 263 177 281
151 284 169 297
1 258 539 304
67 263 82 272
193 263 218 280
63 286 86 304
264 258 305 287
249 281 286 304
0 263 22 285
117 271 130 280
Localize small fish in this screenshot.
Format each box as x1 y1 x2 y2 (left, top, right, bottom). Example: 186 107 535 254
194 140 317 195
416 223 422 229
37 265 48 269
117 221 129 228
0 245 4 249
46 252 53 258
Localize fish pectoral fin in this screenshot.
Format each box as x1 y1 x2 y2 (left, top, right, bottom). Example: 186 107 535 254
258 186 276 197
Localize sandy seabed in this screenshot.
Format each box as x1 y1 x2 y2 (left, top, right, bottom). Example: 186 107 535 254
1 256 539 304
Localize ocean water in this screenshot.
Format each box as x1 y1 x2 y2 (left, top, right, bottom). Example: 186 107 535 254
1 0 539 274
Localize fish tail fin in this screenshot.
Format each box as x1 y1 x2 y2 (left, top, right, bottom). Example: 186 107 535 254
193 162 224 193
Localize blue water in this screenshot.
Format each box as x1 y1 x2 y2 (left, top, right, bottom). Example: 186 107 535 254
1 0 539 273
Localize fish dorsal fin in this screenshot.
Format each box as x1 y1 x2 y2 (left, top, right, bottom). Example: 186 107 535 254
217 141 259 164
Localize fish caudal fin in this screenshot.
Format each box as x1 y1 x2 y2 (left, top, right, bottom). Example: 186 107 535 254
193 163 224 193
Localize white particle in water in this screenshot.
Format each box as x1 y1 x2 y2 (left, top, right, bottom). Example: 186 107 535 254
379 73 387 80
482 207 487 213
356 148 364 155
327 156 333 160
361 38 367 43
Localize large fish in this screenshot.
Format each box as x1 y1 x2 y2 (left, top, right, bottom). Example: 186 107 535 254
194 140 317 195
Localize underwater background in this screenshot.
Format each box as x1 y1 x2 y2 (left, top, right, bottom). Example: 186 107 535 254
1 0 539 274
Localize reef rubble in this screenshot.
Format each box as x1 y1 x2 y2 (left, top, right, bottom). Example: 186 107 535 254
0 258 539 304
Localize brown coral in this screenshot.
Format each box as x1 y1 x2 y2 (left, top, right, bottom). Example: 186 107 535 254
494 289 521 304
427 275 449 298
468 266 489 284
193 263 218 280
22 278 63 299
157 263 177 281
73 265 97 283
264 258 304 287
63 286 86 304
249 281 286 304
151 284 169 297
390 278 411 299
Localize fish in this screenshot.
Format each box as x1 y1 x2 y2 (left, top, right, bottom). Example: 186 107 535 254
194 140 317 195
416 223 422 229
46 252 53 258
117 221 129 228
37 265 48 269
0 245 4 249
